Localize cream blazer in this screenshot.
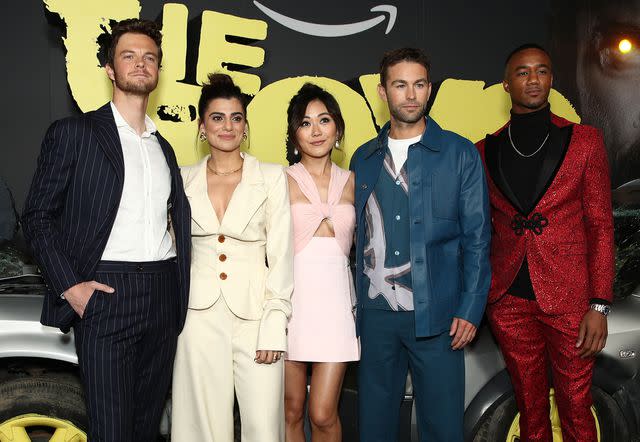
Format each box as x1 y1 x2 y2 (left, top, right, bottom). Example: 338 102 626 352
181 152 294 350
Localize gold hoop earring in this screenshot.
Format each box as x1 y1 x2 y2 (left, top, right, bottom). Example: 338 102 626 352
243 132 248 140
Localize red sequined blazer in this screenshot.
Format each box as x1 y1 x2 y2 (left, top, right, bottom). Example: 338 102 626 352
476 113 615 313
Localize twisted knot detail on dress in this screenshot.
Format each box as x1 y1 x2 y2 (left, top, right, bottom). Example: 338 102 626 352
286 162 355 255
285 161 359 362
510 212 549 236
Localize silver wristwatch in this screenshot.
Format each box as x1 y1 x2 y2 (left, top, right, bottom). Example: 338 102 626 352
590 303 611 316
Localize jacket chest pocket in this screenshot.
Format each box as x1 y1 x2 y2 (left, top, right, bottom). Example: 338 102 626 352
431 173 459 221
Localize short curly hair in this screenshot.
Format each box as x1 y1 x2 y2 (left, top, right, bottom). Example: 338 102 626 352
106 18 163 67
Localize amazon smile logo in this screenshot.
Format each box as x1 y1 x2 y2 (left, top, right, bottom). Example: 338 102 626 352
253 2 397 37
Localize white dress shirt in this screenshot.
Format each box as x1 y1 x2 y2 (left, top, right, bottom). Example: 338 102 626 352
101 102 176 261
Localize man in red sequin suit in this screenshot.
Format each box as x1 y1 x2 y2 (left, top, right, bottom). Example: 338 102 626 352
476 44 615 441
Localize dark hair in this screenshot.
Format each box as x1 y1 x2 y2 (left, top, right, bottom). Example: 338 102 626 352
197 73 249 121
379 47 431 87
106 18 163 67
286 83 345 165
504 43 552 68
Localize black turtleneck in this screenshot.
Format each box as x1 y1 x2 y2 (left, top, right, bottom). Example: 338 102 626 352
502 105 552 301
502 105 551 213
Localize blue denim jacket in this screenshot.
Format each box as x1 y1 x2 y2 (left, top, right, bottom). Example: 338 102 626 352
350 117 491 337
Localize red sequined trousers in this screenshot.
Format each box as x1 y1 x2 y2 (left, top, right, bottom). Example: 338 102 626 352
486 295 597 442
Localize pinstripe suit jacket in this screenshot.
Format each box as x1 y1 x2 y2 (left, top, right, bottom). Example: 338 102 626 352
23 103 191 332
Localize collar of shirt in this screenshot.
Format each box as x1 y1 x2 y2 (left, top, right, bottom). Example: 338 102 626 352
110 101 157 138
387 134 422 151
386 134 421 177
368 117 444 159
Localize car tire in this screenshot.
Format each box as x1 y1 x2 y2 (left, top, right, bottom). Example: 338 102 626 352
473 387 630 441
0 373 88 440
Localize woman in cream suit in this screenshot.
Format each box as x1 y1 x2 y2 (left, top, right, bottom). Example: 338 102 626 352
172 73 293 442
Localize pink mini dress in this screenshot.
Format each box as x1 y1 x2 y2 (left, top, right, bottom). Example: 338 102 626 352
285 162 360 362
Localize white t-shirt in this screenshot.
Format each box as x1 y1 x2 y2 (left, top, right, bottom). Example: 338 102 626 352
387 134 422 175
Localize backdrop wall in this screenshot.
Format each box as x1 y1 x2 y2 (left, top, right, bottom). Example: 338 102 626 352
0 0 637 296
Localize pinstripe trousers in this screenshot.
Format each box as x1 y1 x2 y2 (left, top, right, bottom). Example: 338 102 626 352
74 260 178 442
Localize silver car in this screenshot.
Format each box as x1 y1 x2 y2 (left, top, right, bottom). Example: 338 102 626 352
1 267 639 442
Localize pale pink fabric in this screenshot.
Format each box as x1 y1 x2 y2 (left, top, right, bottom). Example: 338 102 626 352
285 163 359 362
286 162 355 256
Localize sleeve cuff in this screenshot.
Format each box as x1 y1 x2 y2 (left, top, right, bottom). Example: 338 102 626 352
589 298 611 306
256 309 288 351
454 292 487 328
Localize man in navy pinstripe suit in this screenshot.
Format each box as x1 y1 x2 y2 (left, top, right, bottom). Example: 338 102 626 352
23 19 191 442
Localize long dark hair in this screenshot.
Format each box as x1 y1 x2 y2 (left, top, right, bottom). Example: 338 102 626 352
286 83 345 165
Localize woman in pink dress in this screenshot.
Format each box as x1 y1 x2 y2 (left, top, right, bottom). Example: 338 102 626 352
284 83 359 442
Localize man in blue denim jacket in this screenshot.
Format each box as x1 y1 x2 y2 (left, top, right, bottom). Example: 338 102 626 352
350 48 491 442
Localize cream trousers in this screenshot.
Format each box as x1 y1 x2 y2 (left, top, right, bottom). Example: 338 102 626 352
172 297 284 442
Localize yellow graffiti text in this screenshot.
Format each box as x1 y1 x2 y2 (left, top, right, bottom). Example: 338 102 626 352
44 1 581 168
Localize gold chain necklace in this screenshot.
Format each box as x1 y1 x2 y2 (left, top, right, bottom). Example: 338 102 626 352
207 158 243 176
